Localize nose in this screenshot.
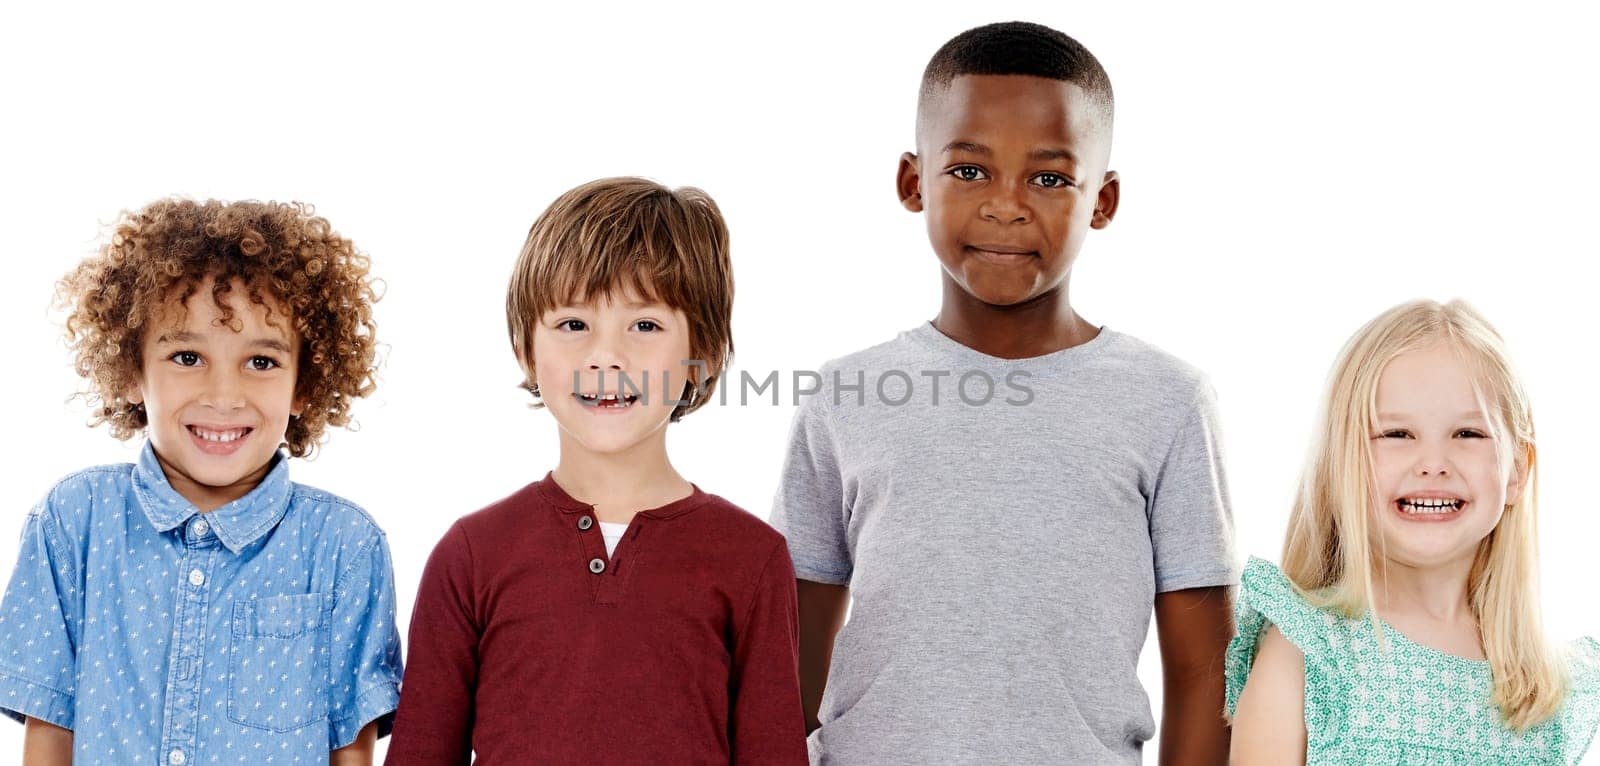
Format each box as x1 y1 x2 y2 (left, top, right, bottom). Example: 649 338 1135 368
199 367 246 412
582 332 629 388
1413 440 1452 477
980 181 1030 225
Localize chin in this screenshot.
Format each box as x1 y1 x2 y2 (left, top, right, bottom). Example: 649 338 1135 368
961 276 1047 307
1382 540 1483 570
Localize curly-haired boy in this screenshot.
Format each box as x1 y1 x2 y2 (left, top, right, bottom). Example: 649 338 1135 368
0 198 402 765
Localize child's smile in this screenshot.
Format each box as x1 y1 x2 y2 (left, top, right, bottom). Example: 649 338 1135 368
534 291 694 457
187 423 255 454
132 276 301 512
1369 343 1524 566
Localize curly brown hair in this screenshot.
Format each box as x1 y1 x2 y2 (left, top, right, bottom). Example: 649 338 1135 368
57 198 380 457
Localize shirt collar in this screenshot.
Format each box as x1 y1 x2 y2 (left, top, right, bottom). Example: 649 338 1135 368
131 440 294 553
534 471 708 521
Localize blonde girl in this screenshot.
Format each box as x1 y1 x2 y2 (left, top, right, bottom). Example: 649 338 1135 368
1227 299 1599 765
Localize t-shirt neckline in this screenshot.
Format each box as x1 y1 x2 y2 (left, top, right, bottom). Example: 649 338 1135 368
907 320 1115 367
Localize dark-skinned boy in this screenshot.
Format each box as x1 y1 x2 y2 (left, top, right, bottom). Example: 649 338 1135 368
772 22 1237 765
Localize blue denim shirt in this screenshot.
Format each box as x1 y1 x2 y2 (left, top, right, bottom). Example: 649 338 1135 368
0 442 402 764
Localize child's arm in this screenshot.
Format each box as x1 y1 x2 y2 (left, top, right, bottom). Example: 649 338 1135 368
22 717 72 766
327 534 402 755
795 579 849 734
728 542 808 764
1153 585 1234 766
1227 625 1307 765
383 523 478 766
0 499 82 757
1144 381 1240 764
770 379 854 736
329 721 376 766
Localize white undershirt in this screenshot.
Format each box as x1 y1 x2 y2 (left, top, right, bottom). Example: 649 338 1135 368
599 521 629 557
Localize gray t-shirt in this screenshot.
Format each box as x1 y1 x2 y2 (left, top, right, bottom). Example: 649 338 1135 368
771 323 1238 765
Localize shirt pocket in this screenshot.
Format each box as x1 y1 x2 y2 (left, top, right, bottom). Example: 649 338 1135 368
227 592 331 732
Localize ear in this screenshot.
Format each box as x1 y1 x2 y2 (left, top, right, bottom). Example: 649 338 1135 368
125 375 145 406
1504 444 1532 505
896 152 923 212
291 394 305 418
1090 170 1120 229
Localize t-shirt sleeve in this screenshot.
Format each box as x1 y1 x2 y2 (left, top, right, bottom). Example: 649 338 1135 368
1148 380 1238 593
384 522 478 766
769 387 853 586
0 491 83 730
1224 557 1332 718
728 540 809 764
326 530 403 750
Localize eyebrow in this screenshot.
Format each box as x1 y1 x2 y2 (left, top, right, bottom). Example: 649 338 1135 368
942 141 991 156
1375 411 1489 422
555 300 670 312
1029 147 1078 163
940 141 1078 165
154 331 293 354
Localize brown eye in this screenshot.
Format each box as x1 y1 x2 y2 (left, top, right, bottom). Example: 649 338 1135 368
558 319 587 332
634 320 659 332
949 166 987 182
248 356 279 371
1033 172 1074 189
170 351 201 367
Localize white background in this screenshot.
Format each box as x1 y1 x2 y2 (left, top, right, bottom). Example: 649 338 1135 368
2 1 1596 761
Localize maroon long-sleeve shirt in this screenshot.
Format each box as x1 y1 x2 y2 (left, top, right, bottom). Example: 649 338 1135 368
384 474 807 765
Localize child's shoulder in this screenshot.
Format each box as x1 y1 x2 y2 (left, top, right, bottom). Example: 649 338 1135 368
451 478 551 536
1569 636 1600 690
1226 557 1351 711
686 490 786 547
285 480 387 541
1233 556 1343 652
1228 556 1356 690
1095 329 1208 384
1560 637 1600 763
813 326 934 377
32 461 137 521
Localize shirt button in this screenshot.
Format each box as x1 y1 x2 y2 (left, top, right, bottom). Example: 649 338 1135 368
190 518 210 537
588 558 606 574
188 569 205 587
169 750 186 766
577 516 593 530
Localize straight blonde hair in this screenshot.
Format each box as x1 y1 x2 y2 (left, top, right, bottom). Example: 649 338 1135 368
1281 298 1565 730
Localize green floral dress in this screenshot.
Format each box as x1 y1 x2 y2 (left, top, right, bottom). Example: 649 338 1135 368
1226 557 1600 765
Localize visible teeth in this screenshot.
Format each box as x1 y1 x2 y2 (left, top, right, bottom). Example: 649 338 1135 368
193 427 247 443
1399 498 1462 514
577 393 637 407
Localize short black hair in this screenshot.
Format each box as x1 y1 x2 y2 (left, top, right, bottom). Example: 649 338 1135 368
919 21 1113 134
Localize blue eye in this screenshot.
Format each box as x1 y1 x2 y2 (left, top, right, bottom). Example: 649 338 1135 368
949 166 987 182
170 351 201 367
